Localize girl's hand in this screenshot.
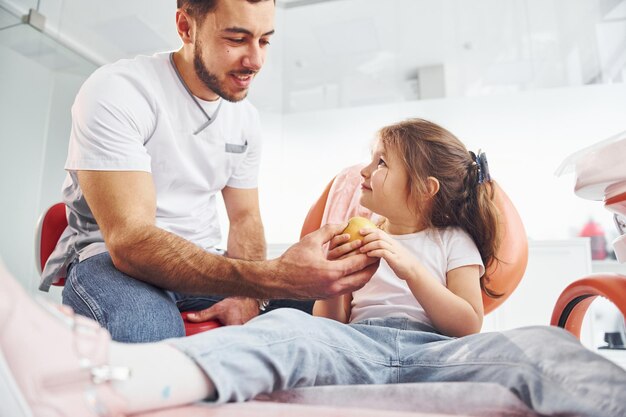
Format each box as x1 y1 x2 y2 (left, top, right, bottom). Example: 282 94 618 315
360 228 418 280
327 231 363 260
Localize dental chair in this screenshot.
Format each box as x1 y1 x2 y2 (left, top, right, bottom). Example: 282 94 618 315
35 203 221 336
298 163 529 315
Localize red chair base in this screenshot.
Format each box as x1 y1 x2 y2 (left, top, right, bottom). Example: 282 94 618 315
181 312 222 336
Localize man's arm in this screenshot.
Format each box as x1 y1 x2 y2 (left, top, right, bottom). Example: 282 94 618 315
186 186 266 324
77 170 379 299
221 186 266 262
77 170 243 294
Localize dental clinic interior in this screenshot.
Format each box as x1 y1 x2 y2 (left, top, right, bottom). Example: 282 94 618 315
1 0 626 407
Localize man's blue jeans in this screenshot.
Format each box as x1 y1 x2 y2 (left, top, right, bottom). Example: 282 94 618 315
168 308 626 416
62 252 313 342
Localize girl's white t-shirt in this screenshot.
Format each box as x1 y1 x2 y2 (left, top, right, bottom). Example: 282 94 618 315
349 227 485 327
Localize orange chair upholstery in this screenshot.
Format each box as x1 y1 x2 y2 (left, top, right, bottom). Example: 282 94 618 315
300 164 529 315
35 202 220 336
551 274 626 339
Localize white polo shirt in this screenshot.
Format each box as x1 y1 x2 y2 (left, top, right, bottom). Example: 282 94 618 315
40 52 262 290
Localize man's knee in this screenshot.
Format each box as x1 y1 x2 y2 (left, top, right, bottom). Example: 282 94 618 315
63 253 185 342
106 302 186 342
64 280 185 342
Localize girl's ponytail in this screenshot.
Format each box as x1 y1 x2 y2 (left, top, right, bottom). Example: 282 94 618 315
459 152 501 297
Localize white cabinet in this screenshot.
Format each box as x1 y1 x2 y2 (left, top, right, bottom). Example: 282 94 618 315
482 239 593 338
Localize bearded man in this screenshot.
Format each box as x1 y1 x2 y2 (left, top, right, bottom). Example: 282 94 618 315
40 0 378 343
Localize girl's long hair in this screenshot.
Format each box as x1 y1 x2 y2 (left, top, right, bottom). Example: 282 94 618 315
378 119 501 297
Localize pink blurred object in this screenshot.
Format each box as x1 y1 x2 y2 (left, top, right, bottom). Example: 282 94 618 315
0 260 127 417
578 218 607 260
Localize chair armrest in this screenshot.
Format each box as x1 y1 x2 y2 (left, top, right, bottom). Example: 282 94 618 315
550 274 626 339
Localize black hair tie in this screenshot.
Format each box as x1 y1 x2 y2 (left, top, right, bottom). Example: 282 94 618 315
469 150 491 184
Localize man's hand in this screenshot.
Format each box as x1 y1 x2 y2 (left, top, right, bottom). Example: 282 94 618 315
327 231 364 260
270 223 380 300
186 297 260 325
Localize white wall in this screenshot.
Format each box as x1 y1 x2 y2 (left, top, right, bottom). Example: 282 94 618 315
0 45 53 292
256 83 626 247
0 41 92 294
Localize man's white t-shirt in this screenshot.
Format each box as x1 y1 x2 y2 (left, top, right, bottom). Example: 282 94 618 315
349 227 485 328
40 52 262 290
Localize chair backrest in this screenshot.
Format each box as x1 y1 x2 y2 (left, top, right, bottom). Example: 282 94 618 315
551 274 626 339
35 202 68 283
300 164 528 315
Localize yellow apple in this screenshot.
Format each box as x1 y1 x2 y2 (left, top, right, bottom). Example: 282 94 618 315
342 216 377 242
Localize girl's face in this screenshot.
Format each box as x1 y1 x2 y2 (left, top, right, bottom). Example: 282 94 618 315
360 140 419 230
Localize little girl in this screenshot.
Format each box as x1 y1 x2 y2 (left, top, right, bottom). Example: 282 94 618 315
2 119 625 417
315 118 498 338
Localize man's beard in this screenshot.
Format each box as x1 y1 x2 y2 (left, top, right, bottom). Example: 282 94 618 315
193 42 251 103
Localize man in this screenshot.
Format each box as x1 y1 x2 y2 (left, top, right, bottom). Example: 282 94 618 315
40 0 378 343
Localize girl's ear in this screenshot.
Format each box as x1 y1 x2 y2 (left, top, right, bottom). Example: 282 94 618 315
426 176 440 198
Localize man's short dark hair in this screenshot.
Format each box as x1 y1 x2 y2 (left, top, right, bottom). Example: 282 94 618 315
177 0 274 20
